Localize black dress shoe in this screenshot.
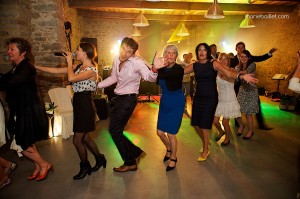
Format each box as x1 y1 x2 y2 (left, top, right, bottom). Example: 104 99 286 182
113 164 137 172
258 126 273 130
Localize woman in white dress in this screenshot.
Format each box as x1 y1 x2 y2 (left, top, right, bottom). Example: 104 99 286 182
213 53 244 146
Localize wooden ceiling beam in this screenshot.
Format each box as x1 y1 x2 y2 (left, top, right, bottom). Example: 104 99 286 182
69 0 295 13
77 10 246 22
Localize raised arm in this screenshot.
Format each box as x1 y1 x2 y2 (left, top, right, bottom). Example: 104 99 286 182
213 60 258 84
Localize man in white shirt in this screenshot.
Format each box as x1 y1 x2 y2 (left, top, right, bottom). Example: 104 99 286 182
98 37 158 172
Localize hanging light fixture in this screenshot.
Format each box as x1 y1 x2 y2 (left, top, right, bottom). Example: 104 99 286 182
176 23 190 37
131 27 141 37
239 14 255 28
133 11 149 27
204 0 225 19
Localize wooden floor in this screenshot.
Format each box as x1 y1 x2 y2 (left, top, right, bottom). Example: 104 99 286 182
0 96 299 199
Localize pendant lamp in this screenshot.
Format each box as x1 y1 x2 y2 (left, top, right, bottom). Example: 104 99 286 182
131 27 141 37
176 23 190 37
239 14 255 28
133 11 149 27
204 0 225 19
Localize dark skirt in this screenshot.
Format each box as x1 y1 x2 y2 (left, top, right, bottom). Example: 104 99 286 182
13 103 49 150
73 91 95 133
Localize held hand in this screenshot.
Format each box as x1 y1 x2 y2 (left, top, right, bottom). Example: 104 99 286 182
269 48 278 54
64 52 73 66
153 51 169 69
243 74 259 84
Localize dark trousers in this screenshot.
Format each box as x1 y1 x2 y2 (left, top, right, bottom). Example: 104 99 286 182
109 95 142 166
256 97 265 128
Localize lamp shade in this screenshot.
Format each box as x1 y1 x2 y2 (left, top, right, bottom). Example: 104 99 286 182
239 14 255 28
176 23 190 37
131 27 141 37
204 0 225 19
133 12 149 27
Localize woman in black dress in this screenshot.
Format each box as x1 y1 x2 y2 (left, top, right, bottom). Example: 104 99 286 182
184 43 259 161
0 37 52 181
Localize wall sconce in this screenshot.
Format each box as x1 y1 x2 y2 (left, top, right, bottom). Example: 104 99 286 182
239 14 255 28
176 23 190 37
204 0 225 19
131 27 142 37
133 11 149 27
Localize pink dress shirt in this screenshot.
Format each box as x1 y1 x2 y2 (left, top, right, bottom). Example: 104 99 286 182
98 55 158 95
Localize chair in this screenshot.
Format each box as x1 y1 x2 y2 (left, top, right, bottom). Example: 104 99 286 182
48 88 74 139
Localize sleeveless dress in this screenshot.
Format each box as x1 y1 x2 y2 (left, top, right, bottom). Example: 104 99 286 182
157 78 185 135
236 63 259 115
191 61 218 129
72 66 98 132
215 76 241 119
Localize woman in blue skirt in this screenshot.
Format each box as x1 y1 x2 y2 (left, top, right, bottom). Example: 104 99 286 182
155 45 185 171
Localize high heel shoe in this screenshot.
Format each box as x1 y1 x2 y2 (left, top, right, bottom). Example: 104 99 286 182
243 132 254 140
163 150 171 162
73 161 91 180
197 150 210 162
36 164 54 181
166 159 177 171
28 172 39 180
91 154 107 172
221 140 230 146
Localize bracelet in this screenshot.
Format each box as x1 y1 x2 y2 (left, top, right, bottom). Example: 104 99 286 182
151 67 158 73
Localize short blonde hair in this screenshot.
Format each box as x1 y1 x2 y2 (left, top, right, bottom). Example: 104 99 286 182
163 44 178 57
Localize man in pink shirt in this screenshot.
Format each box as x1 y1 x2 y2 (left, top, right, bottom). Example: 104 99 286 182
98 37 158 172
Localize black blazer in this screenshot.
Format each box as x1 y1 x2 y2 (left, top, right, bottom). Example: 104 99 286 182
230 53 271 68
157 63 184 91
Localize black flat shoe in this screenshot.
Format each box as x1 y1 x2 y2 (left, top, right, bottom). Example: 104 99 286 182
163 150 171 162
166 159 177 171
243 132 254 140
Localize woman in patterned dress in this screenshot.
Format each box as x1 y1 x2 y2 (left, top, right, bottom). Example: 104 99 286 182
35 43 106 179
236 50 259 139
213 53 244 146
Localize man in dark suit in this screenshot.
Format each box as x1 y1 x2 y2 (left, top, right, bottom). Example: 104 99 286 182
230 42 277 130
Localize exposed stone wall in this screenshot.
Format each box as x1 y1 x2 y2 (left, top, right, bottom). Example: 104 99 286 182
0 1 299 99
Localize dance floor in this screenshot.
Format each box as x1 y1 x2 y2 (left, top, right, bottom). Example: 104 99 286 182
0 96 299 199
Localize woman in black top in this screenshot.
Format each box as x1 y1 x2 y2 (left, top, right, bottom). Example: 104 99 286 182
0 37 52 181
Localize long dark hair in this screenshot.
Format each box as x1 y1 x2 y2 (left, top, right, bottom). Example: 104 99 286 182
195 43 212 60
239 50 253 69
5 37 34 64
78 42 97 66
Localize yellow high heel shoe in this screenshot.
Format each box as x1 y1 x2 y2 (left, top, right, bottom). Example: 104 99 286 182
197 150 210 162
